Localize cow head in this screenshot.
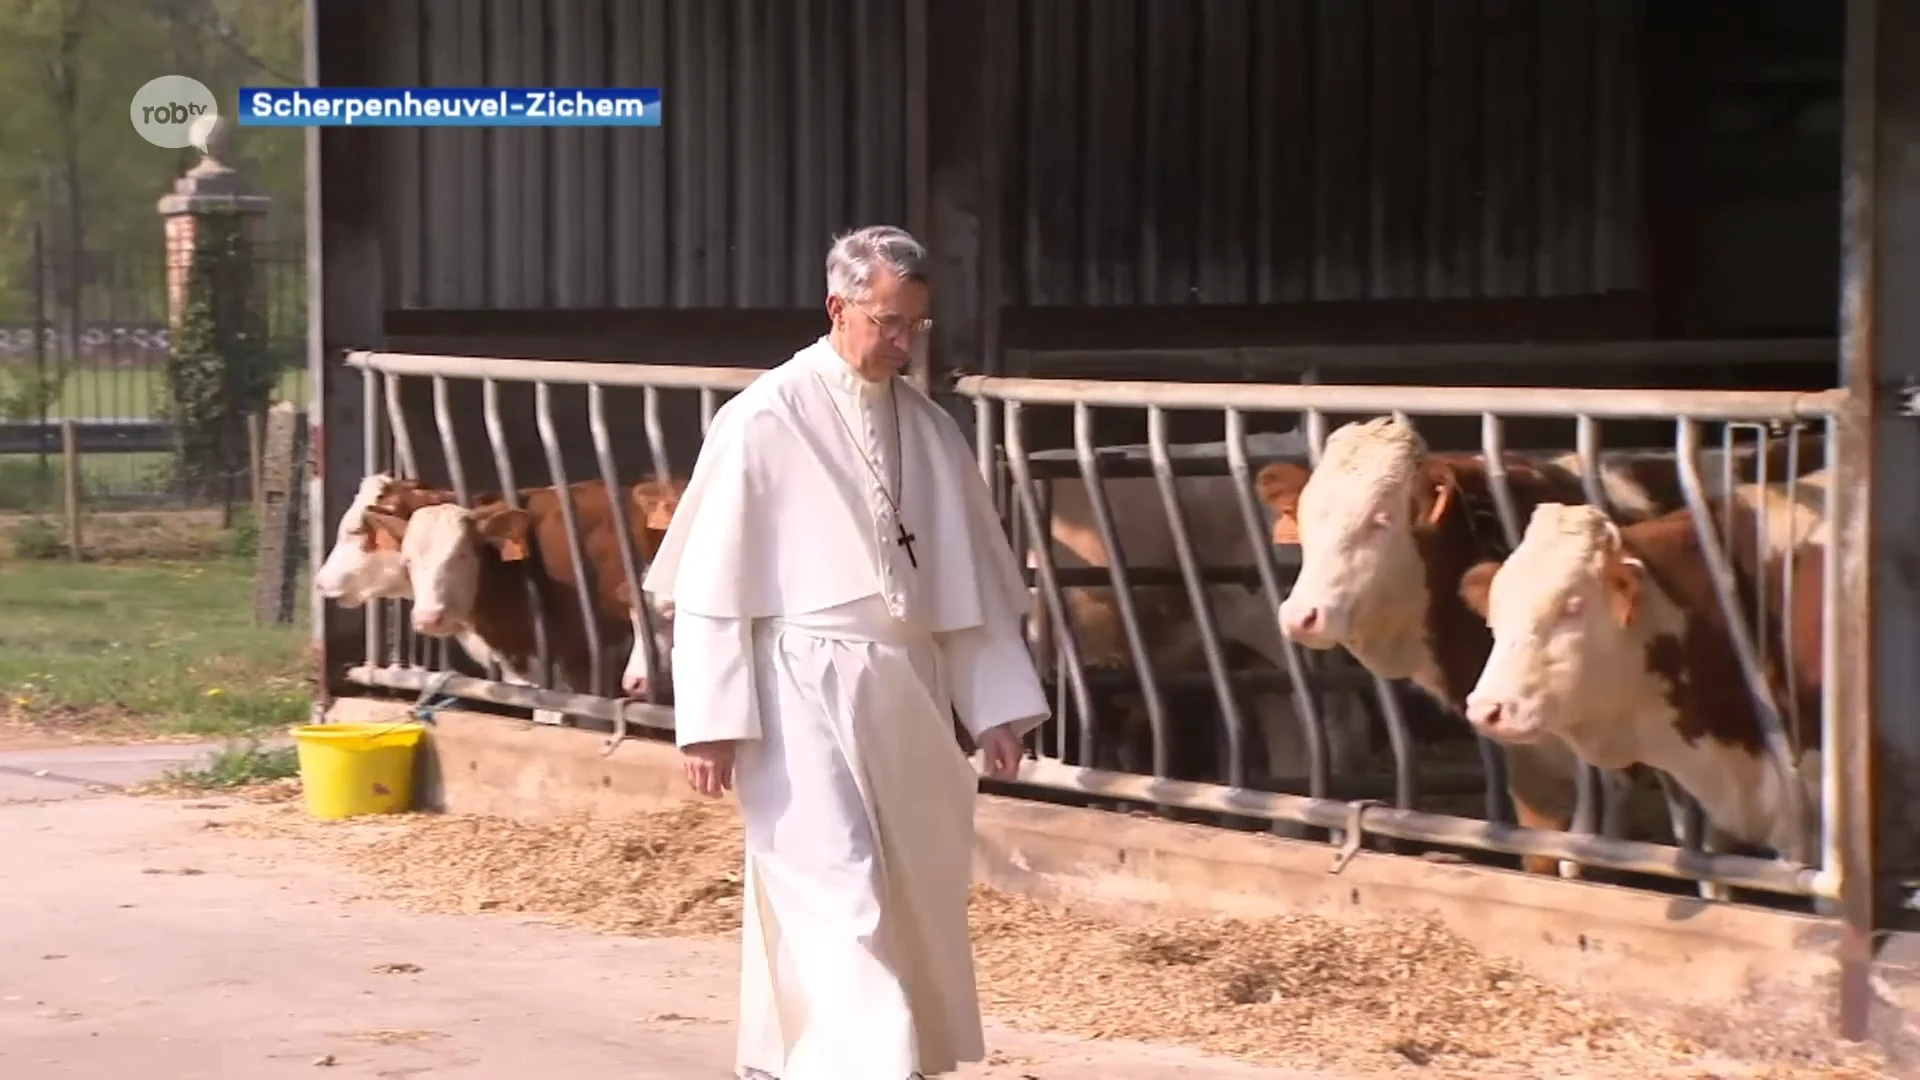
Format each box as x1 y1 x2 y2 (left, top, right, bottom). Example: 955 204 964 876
1261 417 1452 664
1458 503 1649 761
314 474 414 606
631 478 681 534
367 502 531 637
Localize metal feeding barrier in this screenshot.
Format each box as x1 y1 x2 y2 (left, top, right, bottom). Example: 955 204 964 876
343 351 760 747
959 373 1852 904
329 350 1857 910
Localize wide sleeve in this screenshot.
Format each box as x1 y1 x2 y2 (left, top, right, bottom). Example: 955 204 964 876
938 616 1048 742
667 611 761 747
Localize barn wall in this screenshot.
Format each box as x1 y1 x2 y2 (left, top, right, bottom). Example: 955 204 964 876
1003 0 1648 308
369 0 911 312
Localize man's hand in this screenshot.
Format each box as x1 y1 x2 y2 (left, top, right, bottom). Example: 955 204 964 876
682 740 737 798
975 723 1025 782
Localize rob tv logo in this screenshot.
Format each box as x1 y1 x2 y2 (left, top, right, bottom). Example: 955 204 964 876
129 75 221 150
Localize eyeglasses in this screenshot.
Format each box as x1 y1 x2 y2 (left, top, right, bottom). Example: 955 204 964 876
850 301 933 340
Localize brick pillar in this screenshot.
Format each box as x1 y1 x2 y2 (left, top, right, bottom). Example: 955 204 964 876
156 116 272 334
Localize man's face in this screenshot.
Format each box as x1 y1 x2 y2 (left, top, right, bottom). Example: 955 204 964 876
827 269 930 382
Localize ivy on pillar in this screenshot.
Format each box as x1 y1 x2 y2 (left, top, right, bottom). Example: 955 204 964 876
155 115 275 503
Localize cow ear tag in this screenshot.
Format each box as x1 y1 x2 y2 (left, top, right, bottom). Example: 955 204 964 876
1423 483 1453 527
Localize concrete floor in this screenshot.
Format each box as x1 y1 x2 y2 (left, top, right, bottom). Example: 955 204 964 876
0 742 1341 1080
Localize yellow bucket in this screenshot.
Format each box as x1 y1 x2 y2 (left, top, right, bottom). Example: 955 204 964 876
290 722 427 820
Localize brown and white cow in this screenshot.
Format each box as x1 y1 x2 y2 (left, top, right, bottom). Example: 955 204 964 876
313 474 462 608
1034 474 1377 788
1254 416 1822 874
364 477 684 699
1456 475 1829 857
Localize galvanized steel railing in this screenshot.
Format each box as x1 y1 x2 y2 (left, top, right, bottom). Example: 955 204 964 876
958 372 1851 905
329 350 1859 910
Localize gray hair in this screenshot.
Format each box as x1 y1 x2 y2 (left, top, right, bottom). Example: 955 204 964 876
825 225 928 302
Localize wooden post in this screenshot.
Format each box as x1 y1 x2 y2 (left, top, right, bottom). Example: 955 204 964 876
253 401 306 625
59 419 80 560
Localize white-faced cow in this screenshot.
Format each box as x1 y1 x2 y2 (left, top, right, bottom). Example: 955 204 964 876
1457 474 1829 858
364 477 684 700
314 474 461 608
1255 416 1822 875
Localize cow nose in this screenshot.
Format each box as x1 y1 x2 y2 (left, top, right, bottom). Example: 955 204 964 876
1468 699 1505 730
623 675 651 698
1282 604 1324 639
413 607 448 634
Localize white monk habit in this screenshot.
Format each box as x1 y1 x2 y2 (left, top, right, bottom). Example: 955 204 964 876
641 336 1049 1080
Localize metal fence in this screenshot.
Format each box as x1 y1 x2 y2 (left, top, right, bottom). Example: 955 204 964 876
331 350 1860 926
0 223 308 511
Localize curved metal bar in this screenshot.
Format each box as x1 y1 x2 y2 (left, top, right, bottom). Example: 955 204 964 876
1224 408 1328 800
699 388 718 436
1575 415 1712 896
642 386 672 483
1484 414 1600 853
1072 402 1169 778
587 382 656 711
1782 427 1804 760
1675 418 1813 865
382 374 422 669
1003 400 1098 764
482 377 552 690
431 375 487 679
589 384 653 738
360 368 382 673
534 382 607 698
1147 406 1248 788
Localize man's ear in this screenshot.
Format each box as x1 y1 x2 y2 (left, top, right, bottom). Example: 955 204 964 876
1458 559 1501 618
472 506 531 562
361 510 407 551
1255 462 1311 545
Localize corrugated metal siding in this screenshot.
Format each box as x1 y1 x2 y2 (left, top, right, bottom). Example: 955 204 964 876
1007 0 1647 306
373 0 911 310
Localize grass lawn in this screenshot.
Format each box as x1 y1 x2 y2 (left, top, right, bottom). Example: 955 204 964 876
0 550 312 742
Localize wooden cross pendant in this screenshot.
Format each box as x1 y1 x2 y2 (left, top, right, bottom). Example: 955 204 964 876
895 521 919 569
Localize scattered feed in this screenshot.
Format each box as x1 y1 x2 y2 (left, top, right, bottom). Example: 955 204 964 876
220 797 1895 1079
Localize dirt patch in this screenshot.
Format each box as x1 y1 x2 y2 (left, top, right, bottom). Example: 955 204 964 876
200 795 1895 1079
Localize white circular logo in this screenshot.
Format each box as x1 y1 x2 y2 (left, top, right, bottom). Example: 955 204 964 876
130 75 219 149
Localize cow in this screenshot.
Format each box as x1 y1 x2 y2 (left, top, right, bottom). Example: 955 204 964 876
314 473 502 671
1254 416 1823 875
313 474 462 608
1457 473 1830 858
363 477 685 701
1030 473 1377 793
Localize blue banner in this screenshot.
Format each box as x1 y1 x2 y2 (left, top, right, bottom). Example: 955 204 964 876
237 86 662 127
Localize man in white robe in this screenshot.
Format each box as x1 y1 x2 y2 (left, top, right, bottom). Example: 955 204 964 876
641 225 1049 1080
